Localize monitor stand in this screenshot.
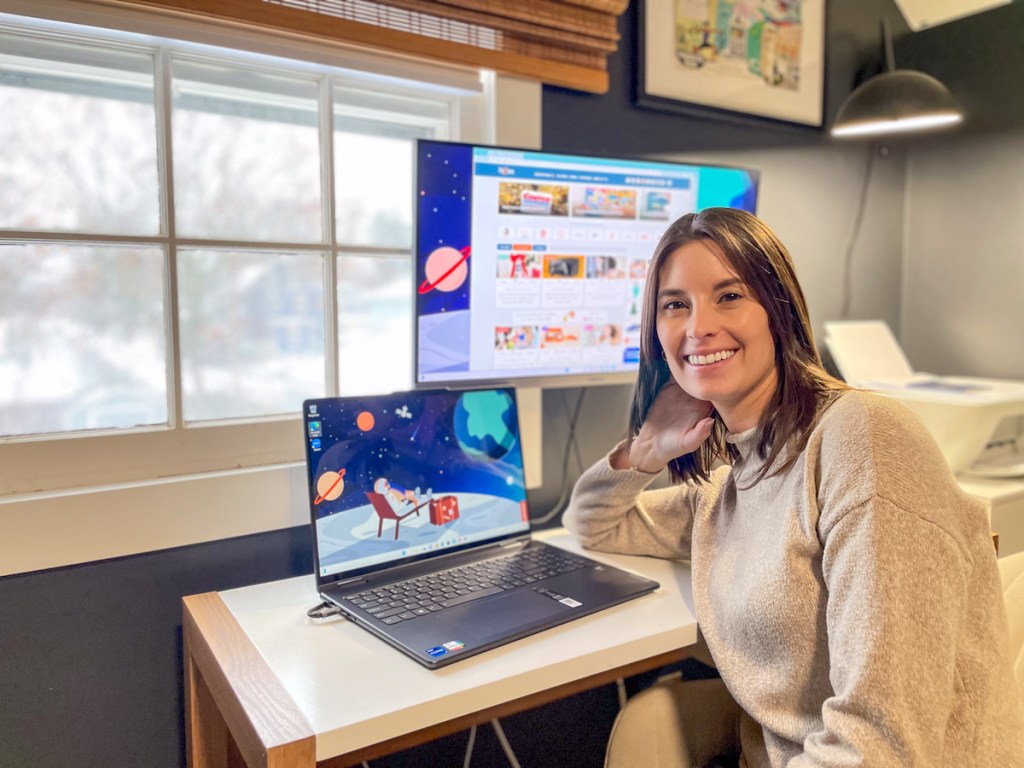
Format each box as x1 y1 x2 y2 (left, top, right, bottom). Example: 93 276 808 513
518 387 543 489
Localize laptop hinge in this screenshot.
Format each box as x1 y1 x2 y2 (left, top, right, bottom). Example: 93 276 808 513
500 535 531 548
332 576 367 587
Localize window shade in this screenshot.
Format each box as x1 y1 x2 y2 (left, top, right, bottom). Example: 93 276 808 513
97 0 630 93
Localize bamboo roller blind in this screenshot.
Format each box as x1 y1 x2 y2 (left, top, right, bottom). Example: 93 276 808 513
96 0 631 93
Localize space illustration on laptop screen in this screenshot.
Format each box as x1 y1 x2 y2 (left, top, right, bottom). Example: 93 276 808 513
304 389 530 580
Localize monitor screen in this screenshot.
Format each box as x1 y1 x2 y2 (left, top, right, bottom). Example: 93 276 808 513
414 139 760 389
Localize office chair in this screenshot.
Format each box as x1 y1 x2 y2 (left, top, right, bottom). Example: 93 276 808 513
604 674 741 768
605 635 740 768
1000 550 1024 703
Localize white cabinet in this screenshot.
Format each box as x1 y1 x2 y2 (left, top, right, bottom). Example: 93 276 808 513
958 476 1024 557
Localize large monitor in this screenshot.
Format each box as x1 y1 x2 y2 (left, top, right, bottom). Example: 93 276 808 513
414 139 759 390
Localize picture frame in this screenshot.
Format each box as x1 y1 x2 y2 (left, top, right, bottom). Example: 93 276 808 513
636 0 825 128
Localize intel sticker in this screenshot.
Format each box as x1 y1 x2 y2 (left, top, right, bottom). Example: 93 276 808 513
426 646 448 658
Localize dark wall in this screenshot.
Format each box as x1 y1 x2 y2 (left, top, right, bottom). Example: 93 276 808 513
542 0 1020 158
542 0 912 156
3 2 1020 767
895 1 1024 133
0 528 313 768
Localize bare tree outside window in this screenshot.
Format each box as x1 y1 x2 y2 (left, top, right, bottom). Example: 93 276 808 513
178 248 326 421
0 243 166 436
171 59 323 242
0 22 459 441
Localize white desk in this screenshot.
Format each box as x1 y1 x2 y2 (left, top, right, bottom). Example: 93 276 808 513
183 532 698 768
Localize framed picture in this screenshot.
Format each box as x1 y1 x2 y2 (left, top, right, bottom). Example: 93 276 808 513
636 0 825 128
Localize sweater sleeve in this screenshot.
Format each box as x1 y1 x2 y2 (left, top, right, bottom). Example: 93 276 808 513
792 496 968 767
563 450 718 560
792 393 986 767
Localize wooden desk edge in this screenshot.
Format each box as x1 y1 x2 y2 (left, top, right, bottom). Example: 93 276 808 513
184 592 315 768
317 645 693 768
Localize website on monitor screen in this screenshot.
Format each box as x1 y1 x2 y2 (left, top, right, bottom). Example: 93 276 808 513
415 142 758 387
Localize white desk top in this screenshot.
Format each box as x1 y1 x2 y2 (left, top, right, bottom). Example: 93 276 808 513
958 474 1024 503
218 531 697 761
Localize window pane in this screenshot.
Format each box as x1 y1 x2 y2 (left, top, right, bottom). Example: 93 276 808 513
178 248 326 421
171 58 323 242
334 85 450 248
0 242 167 436
0 33 159 235
338 254 412 395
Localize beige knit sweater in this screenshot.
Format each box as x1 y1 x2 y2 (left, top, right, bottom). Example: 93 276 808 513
565 390 1024 767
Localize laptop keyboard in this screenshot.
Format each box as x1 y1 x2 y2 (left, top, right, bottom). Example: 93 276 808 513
343 546 589 626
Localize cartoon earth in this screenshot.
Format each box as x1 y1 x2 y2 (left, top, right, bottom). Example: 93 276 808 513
453 390 517 462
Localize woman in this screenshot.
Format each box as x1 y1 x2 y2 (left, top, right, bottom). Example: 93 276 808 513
564 208 1023 767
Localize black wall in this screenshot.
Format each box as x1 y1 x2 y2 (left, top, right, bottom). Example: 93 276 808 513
542 0 1023 158
0 529 312 767
895 1 1024 133
542 0 909 156
3 2 1021 766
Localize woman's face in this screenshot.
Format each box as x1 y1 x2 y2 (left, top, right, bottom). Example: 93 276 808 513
655 239 778 433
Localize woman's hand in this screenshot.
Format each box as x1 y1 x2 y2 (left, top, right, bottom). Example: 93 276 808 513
614 383 714 473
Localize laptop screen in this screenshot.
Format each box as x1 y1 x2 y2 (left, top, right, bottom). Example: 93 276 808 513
303 388 531 584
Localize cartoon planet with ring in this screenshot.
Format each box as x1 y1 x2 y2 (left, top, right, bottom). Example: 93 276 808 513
314 468 346 504
418 245 470 294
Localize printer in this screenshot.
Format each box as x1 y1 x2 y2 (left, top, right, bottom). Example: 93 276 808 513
823 321 1024 478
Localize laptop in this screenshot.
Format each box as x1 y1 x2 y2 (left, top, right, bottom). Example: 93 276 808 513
302 387 659 668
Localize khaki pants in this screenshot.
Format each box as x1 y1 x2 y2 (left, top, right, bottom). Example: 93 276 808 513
605 676 743 768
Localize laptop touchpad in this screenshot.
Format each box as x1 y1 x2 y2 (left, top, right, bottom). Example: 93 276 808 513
452 590 567 642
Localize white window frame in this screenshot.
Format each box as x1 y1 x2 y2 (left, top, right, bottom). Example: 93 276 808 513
0 6 492 496
0 3 543 578
2 3 544 577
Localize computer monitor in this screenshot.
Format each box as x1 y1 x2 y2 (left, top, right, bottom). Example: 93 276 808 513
414 139 760 390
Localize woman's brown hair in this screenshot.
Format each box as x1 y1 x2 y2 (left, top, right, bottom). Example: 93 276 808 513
629 207 846 484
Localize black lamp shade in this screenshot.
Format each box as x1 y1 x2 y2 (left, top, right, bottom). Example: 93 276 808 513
831 69 963 138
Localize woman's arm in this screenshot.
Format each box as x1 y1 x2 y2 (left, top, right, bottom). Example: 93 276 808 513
795 393 1006 766
618 382 714 474
564 382 717 559
563 457 704 559
797 496 969 767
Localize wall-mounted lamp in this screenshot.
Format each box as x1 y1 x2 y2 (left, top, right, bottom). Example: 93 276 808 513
831 21 963 138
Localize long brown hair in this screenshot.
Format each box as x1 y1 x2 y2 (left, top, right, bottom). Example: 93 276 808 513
629 207 846 484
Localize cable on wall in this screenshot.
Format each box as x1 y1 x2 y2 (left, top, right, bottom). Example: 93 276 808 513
838 142 879 320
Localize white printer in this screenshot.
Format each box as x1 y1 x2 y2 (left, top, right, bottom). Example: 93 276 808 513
824 321 1024 478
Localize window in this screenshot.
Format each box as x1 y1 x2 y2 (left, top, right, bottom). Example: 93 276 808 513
0 14 486 495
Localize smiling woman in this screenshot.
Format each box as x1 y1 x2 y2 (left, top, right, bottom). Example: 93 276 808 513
628 207 837 484
655 239 777 433
564 207 1024 767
